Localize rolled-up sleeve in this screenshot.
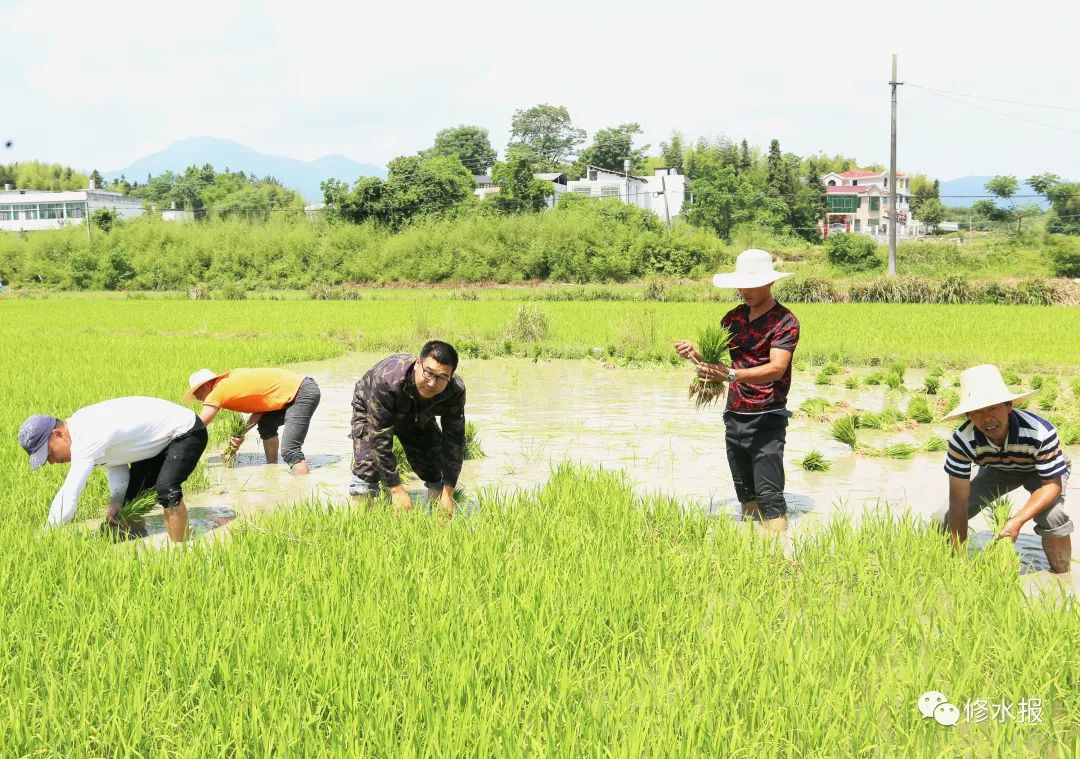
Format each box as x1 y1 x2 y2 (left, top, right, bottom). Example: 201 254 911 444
46 458 95 526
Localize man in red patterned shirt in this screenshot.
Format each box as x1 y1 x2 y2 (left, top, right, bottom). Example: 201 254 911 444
675 249 800 532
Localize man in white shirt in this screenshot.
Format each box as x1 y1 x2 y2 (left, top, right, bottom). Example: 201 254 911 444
18 397 208 542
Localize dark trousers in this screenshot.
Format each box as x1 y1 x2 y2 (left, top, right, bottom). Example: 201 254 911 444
125 418 208 507
724 411 788 520
255 377 321 466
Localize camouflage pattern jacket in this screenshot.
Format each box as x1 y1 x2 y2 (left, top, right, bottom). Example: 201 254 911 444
350 354 467 488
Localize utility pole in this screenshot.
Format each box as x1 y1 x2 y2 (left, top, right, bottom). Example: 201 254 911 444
623 158 631 207
888 53 902 276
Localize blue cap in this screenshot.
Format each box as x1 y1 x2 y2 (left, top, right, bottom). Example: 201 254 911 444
18 415 57 470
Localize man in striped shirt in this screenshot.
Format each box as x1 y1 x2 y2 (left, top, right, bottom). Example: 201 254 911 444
936 364 1073 573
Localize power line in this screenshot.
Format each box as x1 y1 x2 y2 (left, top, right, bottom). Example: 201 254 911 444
907 83 1080 113
908 85 1080 137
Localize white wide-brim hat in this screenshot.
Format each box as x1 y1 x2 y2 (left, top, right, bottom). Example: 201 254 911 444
712 248 792 289
183 368 220 404
942 364 1036 420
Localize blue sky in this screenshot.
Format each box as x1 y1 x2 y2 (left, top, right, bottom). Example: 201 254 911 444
3 0 1077 181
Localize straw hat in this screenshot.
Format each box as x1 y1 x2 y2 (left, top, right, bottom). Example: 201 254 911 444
942 364 1036 420
712 249 791 289
183 368 220 404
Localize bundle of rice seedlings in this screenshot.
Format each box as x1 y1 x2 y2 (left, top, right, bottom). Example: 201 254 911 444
921 434 947 453
799 397 832 419
937 390 960 417
843 376 861 390
814 362 841 386
888 361 907 379
878 442 918 460
926 363 945 379
907 396 935 424
864 372 885 386
1070 378 1080 404
687 324 732 408
116 489 158 524
219 410 247 468
884 371 905 392
1037 381 1059 411
857 407 908 431
828 415 859 449
1002 369 1022 387
1029 375 1045 391
1057 420 1080 446
923 376 940 395
797 450 831 472
464 421 485 459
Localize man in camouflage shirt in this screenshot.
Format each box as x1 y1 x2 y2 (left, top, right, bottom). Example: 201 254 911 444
348 340 466 514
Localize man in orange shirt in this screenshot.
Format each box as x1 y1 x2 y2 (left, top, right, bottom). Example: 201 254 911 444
184 368 321 475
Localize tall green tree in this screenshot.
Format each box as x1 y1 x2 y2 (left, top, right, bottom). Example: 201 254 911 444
491 147 554 213
424 125 497 173
983 175 1040 233
1028 173 1080 235
659 131 685 173
507 104 586 166
573 123 650 175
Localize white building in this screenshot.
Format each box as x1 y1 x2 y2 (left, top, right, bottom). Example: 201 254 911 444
822 170 916 237
0 184 144 232
471 171 569 207
565 166 686 221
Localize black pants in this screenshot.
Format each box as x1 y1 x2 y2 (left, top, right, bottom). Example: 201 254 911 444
724 411 788 520
125 418 208 507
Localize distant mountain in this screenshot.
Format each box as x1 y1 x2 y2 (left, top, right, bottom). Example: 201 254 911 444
104 137 386 202
938 176 1050 209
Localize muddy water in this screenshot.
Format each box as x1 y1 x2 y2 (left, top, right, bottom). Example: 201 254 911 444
181 353 1078 591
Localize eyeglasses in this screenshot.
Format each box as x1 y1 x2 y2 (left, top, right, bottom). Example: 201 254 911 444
419 364 452 387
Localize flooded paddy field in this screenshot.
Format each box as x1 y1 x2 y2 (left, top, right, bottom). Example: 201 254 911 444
182 353 1079 591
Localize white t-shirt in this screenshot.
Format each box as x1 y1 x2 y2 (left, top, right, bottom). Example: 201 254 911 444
47 397 197 526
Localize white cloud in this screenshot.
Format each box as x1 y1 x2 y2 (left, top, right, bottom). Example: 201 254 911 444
3 0 1077 179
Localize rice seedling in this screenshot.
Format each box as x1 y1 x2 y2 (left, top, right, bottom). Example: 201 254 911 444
856 407 910 431
864 371 885 386
926 363 945 379
1070 378 1080 404
687 323 732 408
1029 374 1045 391
115 489 159 524
922 375 940 395
464 421 485 459
1036 380 1059 411
888 361 907 379
799 396 832 419
1058 420 1080 446
883 370 905 392
907 395 935 424
814 362 841 385
877 442 918 459
828 414 859 449
1002 369 1022 387
218 410 248 467
843 376 861 389
504 304 549 342
796 449 831 471
921 434 947 453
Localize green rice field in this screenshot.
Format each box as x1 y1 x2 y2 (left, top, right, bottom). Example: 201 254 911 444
1 296 1078 756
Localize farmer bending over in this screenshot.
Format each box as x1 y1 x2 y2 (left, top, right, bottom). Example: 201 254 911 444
349 341 466 515
674 249 800 533
185 368 321 475
937 364 1073 573
18 397 208 542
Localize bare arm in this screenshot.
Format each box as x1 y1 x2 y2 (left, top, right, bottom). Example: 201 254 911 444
998 477 1062 542
198 403 220 426
695 348 793 384
948 475 971 549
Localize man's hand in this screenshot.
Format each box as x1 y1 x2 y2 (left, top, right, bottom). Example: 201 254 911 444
997 518 1023 543
228 435 244 449
673 340 703 363
390 485 414 513
105 502 122 525
697 362 732 382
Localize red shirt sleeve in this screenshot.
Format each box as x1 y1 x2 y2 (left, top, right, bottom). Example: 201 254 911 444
770 313 800 353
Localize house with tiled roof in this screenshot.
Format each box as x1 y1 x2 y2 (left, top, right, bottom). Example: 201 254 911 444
822 169 915 237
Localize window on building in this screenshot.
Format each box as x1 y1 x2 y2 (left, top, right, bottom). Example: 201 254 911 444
588 169 598 181
0 205 12 221
573 186 592 195
14 203 38 220
39 202 64 219
852 180 858 186
870 197 880 212
65 202 86 218
827 179 836 187
600 186 620 198
883 177 888 187
854 219 861 231
827 195 859 213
